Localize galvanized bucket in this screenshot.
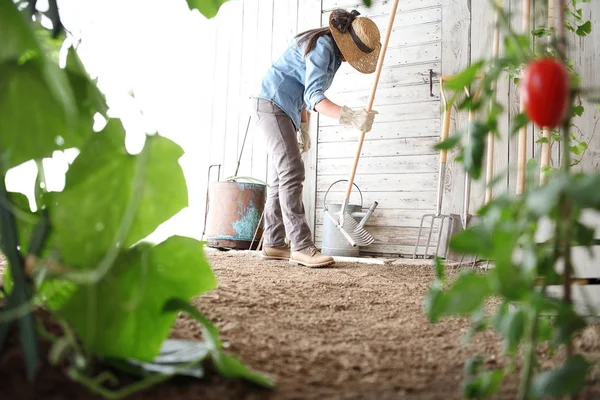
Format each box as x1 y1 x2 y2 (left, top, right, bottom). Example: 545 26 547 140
205 180 266 250
321 180 375 257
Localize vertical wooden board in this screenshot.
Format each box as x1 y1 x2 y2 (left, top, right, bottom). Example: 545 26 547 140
507 0 535 195
473 0 510 208
440 0 470 219
223 1 245 179
251 0 275 182
238 0 260 178
298 0 323 239
209 9 232 169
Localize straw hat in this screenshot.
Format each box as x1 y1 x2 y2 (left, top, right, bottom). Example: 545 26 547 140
329 9 381 74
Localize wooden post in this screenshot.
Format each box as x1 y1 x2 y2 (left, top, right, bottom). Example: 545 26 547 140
516 0 532 195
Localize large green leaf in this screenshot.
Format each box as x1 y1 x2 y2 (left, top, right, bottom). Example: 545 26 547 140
0 61 83 170
49 120 188 267
60 236 216 361
531 355 589 397
64 46 108 121
186 0 230 18
0 0 76 136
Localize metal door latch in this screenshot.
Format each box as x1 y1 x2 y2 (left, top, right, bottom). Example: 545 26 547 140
429 69 434 97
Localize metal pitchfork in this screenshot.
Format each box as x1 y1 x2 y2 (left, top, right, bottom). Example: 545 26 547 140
413 76 455 259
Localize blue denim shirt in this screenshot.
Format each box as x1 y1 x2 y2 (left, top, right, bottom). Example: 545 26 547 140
255 34 343 130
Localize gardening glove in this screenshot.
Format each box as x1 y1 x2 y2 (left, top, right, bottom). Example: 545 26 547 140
339 105 378 133
297 121 311 153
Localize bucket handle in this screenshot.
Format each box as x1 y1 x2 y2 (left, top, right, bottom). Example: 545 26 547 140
323 180 364 211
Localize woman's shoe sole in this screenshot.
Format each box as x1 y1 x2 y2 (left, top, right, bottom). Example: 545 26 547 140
289 259 335 268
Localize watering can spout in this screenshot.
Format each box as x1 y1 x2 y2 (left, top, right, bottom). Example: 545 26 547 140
358 201 378 229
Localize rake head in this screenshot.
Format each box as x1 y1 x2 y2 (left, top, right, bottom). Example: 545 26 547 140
325 209 375 247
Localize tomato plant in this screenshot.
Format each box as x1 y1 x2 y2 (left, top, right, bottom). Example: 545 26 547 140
428 0 598 399
520 58 570 128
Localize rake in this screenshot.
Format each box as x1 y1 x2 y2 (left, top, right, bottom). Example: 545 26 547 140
324 0 399 247
412 76 455 259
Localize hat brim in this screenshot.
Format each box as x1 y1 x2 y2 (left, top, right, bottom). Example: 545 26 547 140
329 15 381 74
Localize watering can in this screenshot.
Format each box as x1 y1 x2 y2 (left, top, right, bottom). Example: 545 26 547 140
322 180 378 257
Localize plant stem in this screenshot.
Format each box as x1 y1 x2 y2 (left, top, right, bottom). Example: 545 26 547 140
518 294 545 400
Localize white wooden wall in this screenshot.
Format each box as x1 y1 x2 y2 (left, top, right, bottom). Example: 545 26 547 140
313 0 443 256
200 0 598 259
198 0 322 234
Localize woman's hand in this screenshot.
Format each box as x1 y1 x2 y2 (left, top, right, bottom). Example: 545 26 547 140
339 106 378 132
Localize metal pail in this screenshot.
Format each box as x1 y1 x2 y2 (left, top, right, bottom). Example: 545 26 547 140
205 181 266 249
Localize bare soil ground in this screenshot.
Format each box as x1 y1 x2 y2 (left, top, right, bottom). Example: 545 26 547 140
2 250 600 399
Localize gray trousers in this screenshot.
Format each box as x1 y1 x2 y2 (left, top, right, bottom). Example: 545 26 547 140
250 98 313 251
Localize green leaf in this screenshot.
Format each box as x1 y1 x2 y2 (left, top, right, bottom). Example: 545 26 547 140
449 227 492 257
49 120 188 267
462 369 504 399
0 61 84 170
567 172 600 209
433 257 445 281
572 105 585 117
532 355 589 397
445 61 485 91
465 355 484 376
569 141 587 156
0 0 76 130
163 299 276 388
362 0 372 5
573 220 595 247
59 236 216 361
463 122 487 180
496 308 525 353
535 137 550 144
553 305 587 346
186 0 230 19
434 134 461 151
427 271 491 322
576 20 592 36
526 173 570 216
64 46 108 124
510 113 529 136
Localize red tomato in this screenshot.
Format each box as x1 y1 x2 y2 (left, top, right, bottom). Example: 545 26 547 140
520 58 570 128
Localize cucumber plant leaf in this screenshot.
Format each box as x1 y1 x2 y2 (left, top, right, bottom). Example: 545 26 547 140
59 236 216 361
531 355 589 397
49 119 188 267
186 0 230 19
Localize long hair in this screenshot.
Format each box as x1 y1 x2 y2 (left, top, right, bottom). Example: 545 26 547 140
294 27 333 57
294 10 360 57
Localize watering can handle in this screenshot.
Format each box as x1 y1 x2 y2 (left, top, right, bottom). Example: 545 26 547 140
323 180 364 210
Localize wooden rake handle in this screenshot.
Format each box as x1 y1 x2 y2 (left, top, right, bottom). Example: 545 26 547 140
344 0 401 201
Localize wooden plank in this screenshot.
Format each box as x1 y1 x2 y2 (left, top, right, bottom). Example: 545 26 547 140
223 1 244 179
438 0 470 222
319 101 440 127
250 0 274 182
316 208 436 228
317 154 440 174
322 0 442 13
330 61 441 93
317 190 437 209
322 5 441 30
237 0 259 178
329 82 440 109
298 0 322 239
316 226 437 246
317 172 438 192
318 136 439 159
319 119 440 142
314 240 421 257
208 9 232 168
